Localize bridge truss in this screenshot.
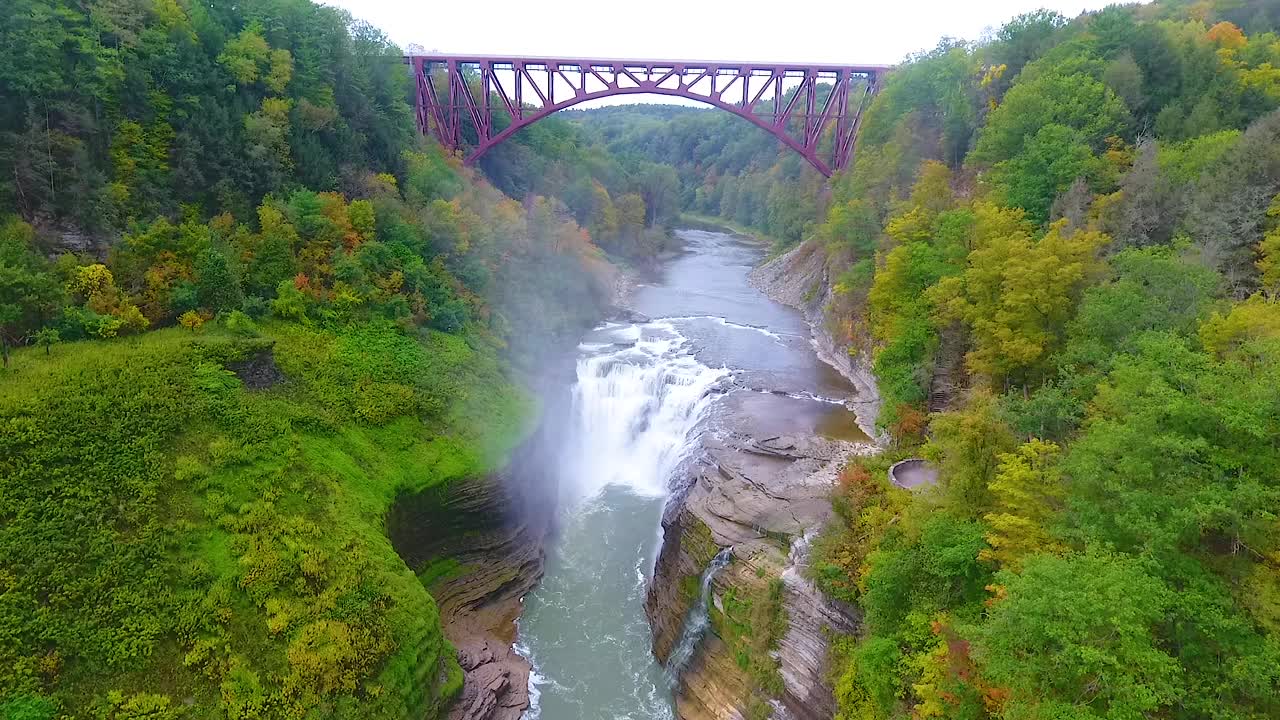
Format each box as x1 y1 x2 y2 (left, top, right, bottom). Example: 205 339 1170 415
405 55 888 177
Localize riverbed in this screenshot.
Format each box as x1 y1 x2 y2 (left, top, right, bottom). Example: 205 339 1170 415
513 229 865 719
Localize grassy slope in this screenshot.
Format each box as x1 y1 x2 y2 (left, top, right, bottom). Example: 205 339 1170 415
0 320 530 719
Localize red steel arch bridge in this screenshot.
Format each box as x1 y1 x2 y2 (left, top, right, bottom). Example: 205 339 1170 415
405 55 890 177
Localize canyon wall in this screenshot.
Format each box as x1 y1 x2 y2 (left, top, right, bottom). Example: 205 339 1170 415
648 236 879 720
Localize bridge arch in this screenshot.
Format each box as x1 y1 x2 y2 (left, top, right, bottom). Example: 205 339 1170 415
406 55 888 177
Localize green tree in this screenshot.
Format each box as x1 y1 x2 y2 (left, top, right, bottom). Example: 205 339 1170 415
972 553 1181 720
0 218 63 366
32 327 58 356
924 390 1015 518
989 123 1099 225
1063 332 1280 559
194 247 243 314
972 71 1131 165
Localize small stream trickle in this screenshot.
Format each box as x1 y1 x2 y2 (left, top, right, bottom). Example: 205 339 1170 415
664 546 734 683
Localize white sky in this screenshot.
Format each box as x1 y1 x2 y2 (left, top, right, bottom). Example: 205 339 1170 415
326 0 1125 66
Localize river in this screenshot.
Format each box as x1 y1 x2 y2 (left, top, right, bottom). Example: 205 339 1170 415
514 229 862 719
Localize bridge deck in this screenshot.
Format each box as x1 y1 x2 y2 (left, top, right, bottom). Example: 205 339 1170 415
405 53 891 74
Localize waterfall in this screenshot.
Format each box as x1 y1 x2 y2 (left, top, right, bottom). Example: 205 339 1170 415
519 319 728 719
563 320 727 502
664 546 734 683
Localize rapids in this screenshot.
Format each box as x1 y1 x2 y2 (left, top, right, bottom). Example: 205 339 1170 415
513 229 862 719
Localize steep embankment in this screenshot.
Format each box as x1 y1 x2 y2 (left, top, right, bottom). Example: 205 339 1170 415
387 396 574 720
0 321 531 720
644 232 879 720
388 468 546 720
750 239 881 439
648 432 870 720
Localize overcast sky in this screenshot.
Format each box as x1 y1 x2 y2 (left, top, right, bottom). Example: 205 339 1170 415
324 0 1126 65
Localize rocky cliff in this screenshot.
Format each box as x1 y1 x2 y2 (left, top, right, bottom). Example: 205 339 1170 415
648 428 871 720
647 236 879 720
387 447 558 720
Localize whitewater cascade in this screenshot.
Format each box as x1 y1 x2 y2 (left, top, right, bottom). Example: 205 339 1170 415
563 320 728 502
664 546 734 683
517 319 728 719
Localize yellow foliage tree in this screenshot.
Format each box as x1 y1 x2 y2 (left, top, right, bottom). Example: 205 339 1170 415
69 264 150 336
1199 294 1280 355
908 160 955 215
217 24 270 85
179 310 204 331
981 439 1068 571
265 48 293 94
930 209 1104 385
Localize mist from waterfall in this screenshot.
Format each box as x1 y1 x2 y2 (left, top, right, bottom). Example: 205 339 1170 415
516 319 726 720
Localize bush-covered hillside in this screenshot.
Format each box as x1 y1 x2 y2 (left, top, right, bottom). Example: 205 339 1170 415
0 0 617 717
0 320 528 719
794 2 1280 719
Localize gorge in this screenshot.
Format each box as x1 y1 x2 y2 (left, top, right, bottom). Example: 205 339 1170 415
6 1 1280 719
464 228 878 719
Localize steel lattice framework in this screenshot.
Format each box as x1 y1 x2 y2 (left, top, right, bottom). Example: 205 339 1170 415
406 55 889 177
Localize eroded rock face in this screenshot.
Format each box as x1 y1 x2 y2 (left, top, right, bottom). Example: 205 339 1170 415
647 236 882 720
773 531 861 720
646 393 875 719
450 637 529 720
387 465 553 720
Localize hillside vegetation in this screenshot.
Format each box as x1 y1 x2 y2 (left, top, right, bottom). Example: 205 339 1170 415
1 322 527 720
0 0 621 718
796 2 1280 719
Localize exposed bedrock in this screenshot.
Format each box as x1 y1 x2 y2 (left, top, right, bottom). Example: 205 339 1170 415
648 410 873 719
750 238 882 442
647 235 880 720
387 447 557 720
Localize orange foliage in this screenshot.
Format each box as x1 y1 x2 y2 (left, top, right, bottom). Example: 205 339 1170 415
984 583 1009 606
1207 21 1247 49
838 462 873 491
891 403 929 440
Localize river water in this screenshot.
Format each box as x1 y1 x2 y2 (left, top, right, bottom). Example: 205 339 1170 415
514 229 862 719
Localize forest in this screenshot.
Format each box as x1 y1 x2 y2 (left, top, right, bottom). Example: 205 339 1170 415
787 2 1280 718
0 0 635 718
3 0 1280 718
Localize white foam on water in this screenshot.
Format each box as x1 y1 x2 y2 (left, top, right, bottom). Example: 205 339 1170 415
562 321 728 503
749 387 850 406
661 314 793 343
513 637 544 720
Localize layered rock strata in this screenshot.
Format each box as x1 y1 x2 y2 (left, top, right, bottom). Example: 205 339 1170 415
648 235 881 720
387 461 554 720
